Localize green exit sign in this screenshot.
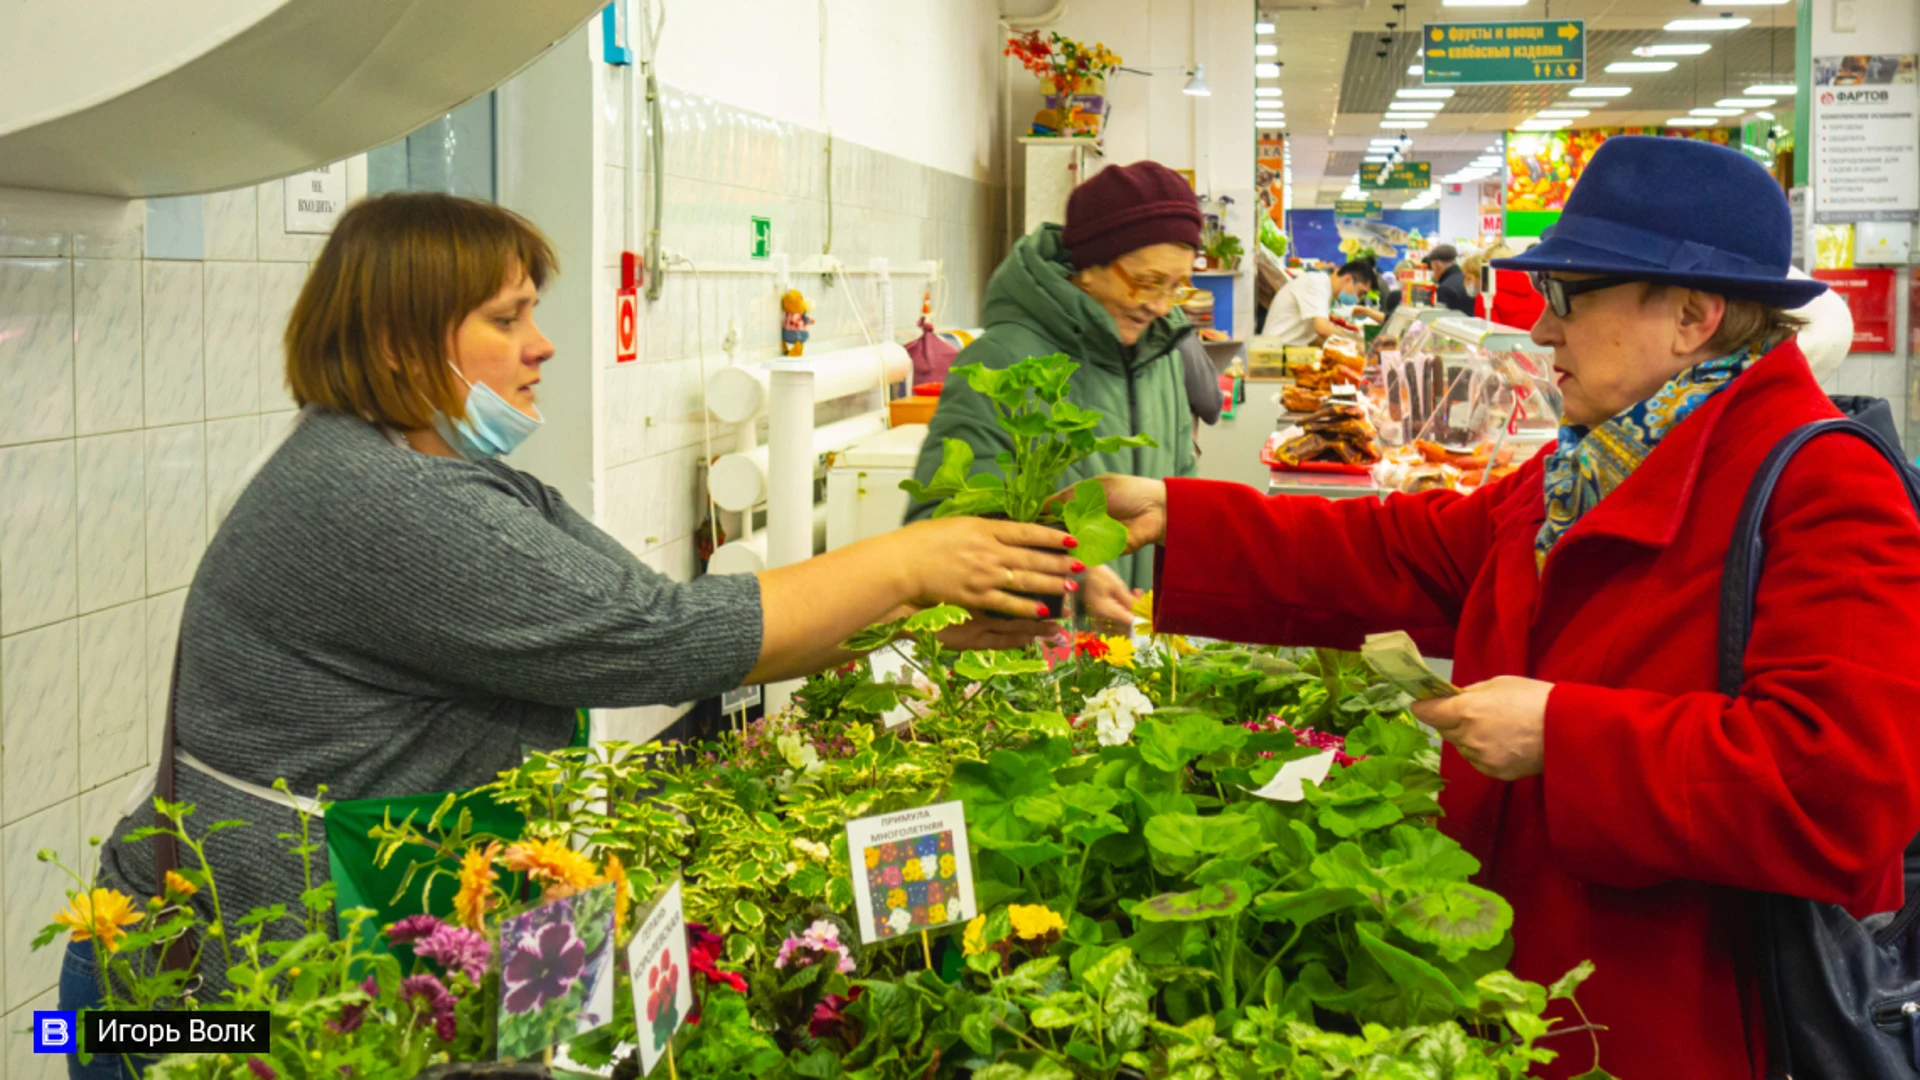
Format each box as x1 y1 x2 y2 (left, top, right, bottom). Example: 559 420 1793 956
750 216 772 259
1362 161 1431 190
1423 20 1586 86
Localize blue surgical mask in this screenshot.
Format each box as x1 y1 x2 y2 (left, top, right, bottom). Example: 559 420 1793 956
1337 290 1358 305
435 362 542 460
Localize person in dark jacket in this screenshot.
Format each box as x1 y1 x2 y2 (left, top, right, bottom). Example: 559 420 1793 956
1427 244 1476 316
907 160 1203 613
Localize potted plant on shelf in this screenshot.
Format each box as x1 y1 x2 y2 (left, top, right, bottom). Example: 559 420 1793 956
1004 30 1121 138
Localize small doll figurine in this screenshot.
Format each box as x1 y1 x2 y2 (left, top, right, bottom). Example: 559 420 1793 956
780 289 815 357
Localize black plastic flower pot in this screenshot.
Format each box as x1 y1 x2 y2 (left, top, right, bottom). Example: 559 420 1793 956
979 513 1076 621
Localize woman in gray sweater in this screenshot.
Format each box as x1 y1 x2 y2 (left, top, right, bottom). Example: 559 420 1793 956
67 194 1093 1056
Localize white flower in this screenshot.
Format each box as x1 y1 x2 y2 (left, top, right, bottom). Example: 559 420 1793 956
1086 684 1154 747
919 855 939 879
793 837 831 862
776 733 822 773
888 907 913 934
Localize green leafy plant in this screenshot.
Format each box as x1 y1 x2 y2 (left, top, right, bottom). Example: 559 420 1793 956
900 353 1152 568
1204 232 1244 266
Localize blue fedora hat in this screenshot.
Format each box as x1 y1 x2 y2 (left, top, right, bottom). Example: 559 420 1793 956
1493 135 1826 308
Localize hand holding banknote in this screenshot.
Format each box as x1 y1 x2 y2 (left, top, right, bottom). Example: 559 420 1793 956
1365 631 1552 782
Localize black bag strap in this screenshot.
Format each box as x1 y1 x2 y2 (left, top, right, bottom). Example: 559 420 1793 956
1719 417 1920 696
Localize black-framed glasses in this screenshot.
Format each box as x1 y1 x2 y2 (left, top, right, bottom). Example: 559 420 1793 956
1530 272 1639 318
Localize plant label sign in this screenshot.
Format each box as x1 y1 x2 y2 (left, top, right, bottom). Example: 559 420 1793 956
497 883 618 1062
845 801 976 945
628 880 694 1076
1247 750 1337 802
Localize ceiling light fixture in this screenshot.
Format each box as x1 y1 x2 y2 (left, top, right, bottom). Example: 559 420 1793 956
1257 120 1287 129
1364 155 1392 162
1634 43 1712 57
1666 117 1717 126
1396 88 1456 98
1184 63 1212 96
1690 106 1744 116
1381 119 1430 128
1256 63 1281 77
1535 109 1589 118
1746 83 1796 95
1256 87 1282 97
1569 86 1633 98
1717 97 1775 107
1664 16 1752 30
1255 43 1278 57
1607 61 1678 73
1756 110 1776 119
1256 21 1276 33
1408 63 1425 75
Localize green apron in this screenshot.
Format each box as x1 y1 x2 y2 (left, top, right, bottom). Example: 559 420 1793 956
325 710 591 953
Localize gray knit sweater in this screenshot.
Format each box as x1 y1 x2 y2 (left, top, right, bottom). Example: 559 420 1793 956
97 409 762 989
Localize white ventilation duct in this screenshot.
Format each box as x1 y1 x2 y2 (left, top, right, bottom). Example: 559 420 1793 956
0 0 606 196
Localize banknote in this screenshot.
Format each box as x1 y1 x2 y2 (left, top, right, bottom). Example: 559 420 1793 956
1361 631 1461 701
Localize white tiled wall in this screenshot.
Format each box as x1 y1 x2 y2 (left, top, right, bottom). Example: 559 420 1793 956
591 77 1003 745
0 174 335 1070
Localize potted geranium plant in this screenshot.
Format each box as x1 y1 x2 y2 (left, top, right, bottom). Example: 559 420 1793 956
900 353 1151 615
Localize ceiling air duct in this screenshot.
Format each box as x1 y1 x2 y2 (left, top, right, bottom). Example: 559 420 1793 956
0 0 606 197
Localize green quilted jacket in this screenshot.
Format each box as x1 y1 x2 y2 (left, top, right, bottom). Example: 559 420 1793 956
905 225 1197 588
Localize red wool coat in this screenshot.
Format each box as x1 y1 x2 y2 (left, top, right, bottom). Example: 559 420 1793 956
1155 341 1920 1079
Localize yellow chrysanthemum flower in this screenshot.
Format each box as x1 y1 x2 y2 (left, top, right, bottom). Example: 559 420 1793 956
864 849 880 869
938 854 955 879
163 871 197 898
1008 904 1066 941
504 837 601 899
928 903 947 925
603 851 631 933
454 842 501 930
902 858 924 883
962 914 987 956
1100 636 1136 669
888 888 908 910
1132 590 1155 620
54 889 143 953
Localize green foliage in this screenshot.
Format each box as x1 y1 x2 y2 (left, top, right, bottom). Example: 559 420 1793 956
898 353 1152 567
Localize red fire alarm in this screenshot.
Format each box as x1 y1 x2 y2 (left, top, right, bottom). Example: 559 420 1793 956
616 251 641 362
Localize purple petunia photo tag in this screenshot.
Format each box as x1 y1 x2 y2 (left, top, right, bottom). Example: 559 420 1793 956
495 883 617 1062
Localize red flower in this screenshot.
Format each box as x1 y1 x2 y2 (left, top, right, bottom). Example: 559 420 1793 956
1072 633 1109 661
809 987 864 1046
686 922 747 995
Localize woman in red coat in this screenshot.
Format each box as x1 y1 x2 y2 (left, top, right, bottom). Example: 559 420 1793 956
1094 137 1920 1078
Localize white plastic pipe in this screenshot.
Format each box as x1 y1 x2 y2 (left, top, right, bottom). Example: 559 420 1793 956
708 411 889 511
706 343 910 423
767 369 816 569
707 504 828 576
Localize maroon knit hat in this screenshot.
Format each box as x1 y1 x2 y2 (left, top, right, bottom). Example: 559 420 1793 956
1062 161 1204 271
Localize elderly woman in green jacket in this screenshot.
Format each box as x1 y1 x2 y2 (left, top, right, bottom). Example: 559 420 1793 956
906 161 1202 627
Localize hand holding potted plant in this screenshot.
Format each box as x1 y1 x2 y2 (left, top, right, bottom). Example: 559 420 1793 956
900 352 1152 615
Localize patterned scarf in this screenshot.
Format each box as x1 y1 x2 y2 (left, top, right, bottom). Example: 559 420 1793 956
1536 340 1771 570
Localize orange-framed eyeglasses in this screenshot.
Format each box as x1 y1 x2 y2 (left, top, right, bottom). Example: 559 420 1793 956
1110 261 1201 306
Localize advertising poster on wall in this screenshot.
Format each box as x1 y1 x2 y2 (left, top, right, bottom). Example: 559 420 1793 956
1812 55 1919 224
1504 127 1734 236
1257 134 1286 226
